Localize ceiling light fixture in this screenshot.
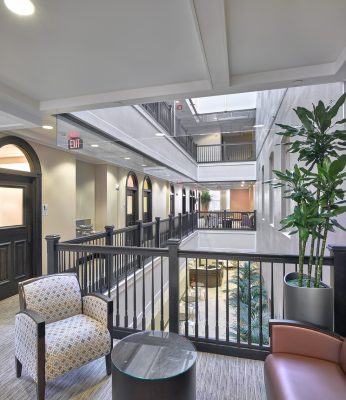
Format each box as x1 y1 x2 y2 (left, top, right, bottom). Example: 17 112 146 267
253 124 264 128
124 157 131 160
141 164 147 167
42 125 53 130
91 144 99 148
155 133 165 137
4 0 35 15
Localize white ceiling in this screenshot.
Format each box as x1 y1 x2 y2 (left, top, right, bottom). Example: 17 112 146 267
0 0 346 125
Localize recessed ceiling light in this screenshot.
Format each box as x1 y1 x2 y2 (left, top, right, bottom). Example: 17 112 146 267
155 133 165 137
4 0 35 15
141 164 147 167
124 157 131 160
91 144 99 148
42 125 53 130
253 124 264 128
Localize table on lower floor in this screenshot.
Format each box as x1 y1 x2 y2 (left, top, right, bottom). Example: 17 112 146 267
111 330 197 400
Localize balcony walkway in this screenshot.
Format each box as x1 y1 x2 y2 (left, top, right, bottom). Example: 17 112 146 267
0 296 266 400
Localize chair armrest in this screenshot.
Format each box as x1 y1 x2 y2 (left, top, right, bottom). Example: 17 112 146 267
269 319 343 364
15 310 46 382
83 293 113 329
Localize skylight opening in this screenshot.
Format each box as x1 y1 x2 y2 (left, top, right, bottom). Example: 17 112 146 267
187 92 257 115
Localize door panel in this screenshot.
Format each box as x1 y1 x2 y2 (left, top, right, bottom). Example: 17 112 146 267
0 177 33 300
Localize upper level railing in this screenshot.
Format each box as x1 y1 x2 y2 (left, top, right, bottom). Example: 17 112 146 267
197 141 256 163
198 211 256 230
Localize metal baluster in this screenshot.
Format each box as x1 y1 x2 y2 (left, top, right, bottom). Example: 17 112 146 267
237 260 240 343
205 258 209 339
185 258 188 336
215 258 219 340
160 257 164 331
226 260 229 341
194 257 198 338
271 262 274 318
151 256 155 330
247 261 252 346
142 256 146 330
259 261 263 347
133 253 137 329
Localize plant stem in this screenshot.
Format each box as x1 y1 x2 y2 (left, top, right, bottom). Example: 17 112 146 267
313 225 322 284
298 234 307 287
307 236 315 288
315 224 328 288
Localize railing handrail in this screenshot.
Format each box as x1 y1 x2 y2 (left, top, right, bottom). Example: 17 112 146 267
57 243 169 257
197 141 254 149
178 249 335 266
65 231 107 244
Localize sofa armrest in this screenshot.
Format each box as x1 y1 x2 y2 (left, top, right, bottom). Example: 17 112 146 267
15 310 46 382
269 320 343 363
83 293 113 329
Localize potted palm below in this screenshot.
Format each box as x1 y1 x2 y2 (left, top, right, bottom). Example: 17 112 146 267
200 190 211 212
272 93 346 330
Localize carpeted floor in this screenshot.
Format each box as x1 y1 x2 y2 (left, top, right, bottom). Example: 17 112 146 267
0 295 266 400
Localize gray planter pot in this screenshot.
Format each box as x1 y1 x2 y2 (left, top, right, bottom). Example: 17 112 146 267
284 272 334 331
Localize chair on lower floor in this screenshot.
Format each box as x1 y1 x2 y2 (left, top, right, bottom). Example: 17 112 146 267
15 273 113 400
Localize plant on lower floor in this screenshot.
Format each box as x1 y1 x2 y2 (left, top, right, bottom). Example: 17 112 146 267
229 261 269 345
272 93 346 288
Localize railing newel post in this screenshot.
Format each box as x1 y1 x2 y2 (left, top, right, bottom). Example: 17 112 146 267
179 213 182 239
136 220 143 247
105 225 114 246
169 214 173 238
167 238 181 333
155 217 161 248
45 235 61 274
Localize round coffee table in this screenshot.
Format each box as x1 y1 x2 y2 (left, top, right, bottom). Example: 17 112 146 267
111 330 197 400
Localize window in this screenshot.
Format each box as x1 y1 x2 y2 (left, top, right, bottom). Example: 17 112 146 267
269 153 274 225
0 144 31 172
281 137 290 220
182 188 186 214
170 184 175 216
0 187 24 227
143 176 152 223
126 172 138 226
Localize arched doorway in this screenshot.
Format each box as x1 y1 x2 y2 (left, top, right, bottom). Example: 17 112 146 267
126 171 138 226
0 137 42 300
142 176 152 223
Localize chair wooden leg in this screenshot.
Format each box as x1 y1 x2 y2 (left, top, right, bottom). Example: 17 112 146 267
37 379 45 400
106 353 111 375
15 357 22 378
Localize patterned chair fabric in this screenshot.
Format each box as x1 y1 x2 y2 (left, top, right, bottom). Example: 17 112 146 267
23 274 82 323
15 273 113 400
45 314 111 380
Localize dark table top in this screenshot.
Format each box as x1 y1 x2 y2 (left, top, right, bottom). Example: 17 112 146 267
111 330 197 380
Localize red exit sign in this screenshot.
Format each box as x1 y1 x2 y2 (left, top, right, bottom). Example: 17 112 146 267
68 138 83 150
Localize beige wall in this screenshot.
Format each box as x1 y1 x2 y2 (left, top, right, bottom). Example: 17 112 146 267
76 160 95 223
30 142 76 275
230 189 253 212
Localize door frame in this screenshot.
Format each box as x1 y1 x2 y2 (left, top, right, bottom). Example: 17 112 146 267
0 136 42 278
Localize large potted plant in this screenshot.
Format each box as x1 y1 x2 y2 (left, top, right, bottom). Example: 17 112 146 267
200 190 211 212
272 93 346 330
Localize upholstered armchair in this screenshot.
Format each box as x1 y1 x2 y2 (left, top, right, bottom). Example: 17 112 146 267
15 273 113 400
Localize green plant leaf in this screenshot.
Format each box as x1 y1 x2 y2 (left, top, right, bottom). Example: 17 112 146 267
328 93 346 121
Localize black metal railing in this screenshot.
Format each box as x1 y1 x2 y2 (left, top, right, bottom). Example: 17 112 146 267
198 211 256 230
46 237 339 360
197 142 255 163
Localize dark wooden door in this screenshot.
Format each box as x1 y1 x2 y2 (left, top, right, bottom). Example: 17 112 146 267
0 176 33 300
